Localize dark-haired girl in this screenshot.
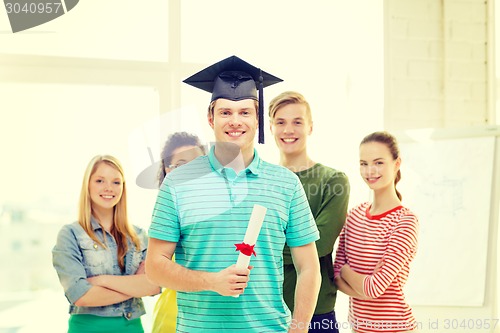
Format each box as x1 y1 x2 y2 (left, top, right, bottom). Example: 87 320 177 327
333 131 419 333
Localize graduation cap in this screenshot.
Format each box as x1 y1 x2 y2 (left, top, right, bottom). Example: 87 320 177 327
183 55 283 144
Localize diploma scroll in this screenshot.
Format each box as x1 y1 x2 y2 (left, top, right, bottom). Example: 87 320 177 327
233 204 267 297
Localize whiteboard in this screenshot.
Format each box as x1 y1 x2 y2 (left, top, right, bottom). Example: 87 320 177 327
398 135 495 306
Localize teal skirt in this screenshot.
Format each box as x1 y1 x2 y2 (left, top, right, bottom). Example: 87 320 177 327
68 314 143 333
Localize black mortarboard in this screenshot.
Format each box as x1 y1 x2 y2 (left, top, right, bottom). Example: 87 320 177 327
183 55 283 143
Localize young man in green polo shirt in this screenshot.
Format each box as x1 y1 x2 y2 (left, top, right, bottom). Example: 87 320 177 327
146 56 321 333
269 91 350 333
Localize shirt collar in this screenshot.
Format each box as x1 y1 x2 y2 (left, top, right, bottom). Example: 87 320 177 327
90 215 103 231
208 145 261 176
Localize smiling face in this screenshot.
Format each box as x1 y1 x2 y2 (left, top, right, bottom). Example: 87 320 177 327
359 141 401 192
89 162 123 213
208 98 258 157
270 102 312 157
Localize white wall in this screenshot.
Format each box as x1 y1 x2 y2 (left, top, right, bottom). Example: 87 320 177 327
385 1 498 332
385 0 489 130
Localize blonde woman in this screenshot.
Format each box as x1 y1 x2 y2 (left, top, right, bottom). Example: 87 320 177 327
52 155 160 333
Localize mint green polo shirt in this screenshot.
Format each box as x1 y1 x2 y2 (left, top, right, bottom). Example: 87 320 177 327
149 147 319 332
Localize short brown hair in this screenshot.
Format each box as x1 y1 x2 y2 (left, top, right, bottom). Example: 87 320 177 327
207 99 259 119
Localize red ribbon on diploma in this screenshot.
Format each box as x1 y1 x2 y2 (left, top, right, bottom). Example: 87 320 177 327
235 242 256 257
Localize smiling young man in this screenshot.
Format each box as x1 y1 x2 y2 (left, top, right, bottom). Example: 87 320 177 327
207 98 258 170
146 56 321 333
269 91 350 333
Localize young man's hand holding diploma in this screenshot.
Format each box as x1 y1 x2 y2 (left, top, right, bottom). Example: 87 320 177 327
208 265 253 297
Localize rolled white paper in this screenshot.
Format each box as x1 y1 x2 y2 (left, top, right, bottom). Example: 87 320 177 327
233 204 267 297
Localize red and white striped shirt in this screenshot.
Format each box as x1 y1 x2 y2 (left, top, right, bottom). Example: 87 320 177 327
334 202 419 332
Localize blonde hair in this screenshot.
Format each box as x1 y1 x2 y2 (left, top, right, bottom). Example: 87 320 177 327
268 91 312 123
78 155 140 271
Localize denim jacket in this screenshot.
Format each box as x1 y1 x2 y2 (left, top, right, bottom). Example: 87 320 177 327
52 216 148 320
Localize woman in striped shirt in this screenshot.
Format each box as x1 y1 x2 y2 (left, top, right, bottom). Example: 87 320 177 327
334 131 419 333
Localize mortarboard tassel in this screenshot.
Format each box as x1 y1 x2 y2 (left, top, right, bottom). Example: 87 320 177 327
258 70 264 144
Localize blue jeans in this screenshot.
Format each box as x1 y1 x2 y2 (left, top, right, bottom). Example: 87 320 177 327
308 311 340 333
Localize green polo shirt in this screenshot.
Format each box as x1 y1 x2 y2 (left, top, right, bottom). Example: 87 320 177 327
283 163 350 315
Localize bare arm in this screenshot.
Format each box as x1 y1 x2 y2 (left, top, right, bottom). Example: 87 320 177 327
288 243 321 333
74 286 132 307
145 237 251 296
87 262 160 298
